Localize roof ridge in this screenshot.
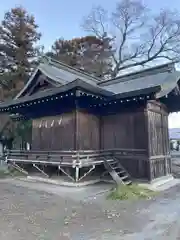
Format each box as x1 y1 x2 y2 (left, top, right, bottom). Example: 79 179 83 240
99 62 175 86
41 55 102 82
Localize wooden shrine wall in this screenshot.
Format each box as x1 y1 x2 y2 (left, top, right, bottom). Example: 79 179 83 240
147 101 171 180
31 112 76 150
101 110 148 149
31 110 100 151
28 100 171 181
76 110 100 150
100 109 149 179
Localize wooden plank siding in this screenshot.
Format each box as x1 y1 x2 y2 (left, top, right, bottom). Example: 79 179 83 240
29 99 171 181
31 112 76 150
76 110 100 150
101 110 149 179
101 111 147 149
31 110 100 151
147 101 171 180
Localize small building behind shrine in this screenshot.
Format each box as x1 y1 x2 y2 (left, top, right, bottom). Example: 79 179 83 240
0 56 179 183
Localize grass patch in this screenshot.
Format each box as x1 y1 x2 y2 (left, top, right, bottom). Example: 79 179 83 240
107 184 157 200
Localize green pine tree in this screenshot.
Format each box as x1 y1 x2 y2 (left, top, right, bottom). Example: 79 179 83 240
0 6 41 148
0 6 42 98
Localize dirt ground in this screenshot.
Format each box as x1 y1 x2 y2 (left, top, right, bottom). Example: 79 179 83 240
0 178 180 239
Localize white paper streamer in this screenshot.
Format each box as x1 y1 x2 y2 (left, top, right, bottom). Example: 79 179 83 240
51 120 54 127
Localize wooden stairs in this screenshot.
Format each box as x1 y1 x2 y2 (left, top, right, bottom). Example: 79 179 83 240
103 158 132 185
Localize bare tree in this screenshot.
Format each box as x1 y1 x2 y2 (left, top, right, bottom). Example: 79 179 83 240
82 0 180 78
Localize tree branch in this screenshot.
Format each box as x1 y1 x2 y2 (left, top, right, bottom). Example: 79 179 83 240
82 1 180 78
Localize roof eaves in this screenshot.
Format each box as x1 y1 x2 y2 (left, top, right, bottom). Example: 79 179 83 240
0 79 113 110
155 71 180 99
112 86 161 100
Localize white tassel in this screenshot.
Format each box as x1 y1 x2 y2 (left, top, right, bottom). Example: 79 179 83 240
51 120 54 127
58 117 62 125
39 120 42 128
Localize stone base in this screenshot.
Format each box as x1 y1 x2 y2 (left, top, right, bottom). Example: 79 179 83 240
138 175 180 191
16 174 180 191
24 175 102 187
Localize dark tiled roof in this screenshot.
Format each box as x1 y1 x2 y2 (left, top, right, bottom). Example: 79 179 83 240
15 57 180 101
99 62 175 85
16 56 101 99
1 57 180 110
99 63 180 99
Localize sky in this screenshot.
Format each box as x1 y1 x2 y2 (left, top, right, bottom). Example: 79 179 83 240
0 0 180 128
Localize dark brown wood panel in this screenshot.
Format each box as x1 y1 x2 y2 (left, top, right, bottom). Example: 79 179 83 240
32 112 75 150
148 110 163 156
76 110 100 150
147 101 171 180
150 156 171 179
133 111 148 149
15 97 171 182
117 157 149 179
101 111 148 150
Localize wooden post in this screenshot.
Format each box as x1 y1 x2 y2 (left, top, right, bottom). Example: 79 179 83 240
75 151 80 182
144 108 152 182
146 100 170 180
75 91 80 151
75 166 80 182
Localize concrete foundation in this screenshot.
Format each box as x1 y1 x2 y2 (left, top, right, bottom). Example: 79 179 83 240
14 174 180 192
138 175 180 191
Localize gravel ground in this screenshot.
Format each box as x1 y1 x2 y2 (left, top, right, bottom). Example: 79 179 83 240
0 178 180 239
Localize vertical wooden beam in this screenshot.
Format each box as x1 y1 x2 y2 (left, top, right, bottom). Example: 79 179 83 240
144 105 152 182
146 100 171 180
160 107 167 176
99 115 102 150
74 101 78 150
75 90 80 151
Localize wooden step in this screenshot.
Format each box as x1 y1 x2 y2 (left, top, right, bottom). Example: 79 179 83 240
109 163 119 168
120 175 128 180
103 158 132 185
112 166 121 170
124 180 132 185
